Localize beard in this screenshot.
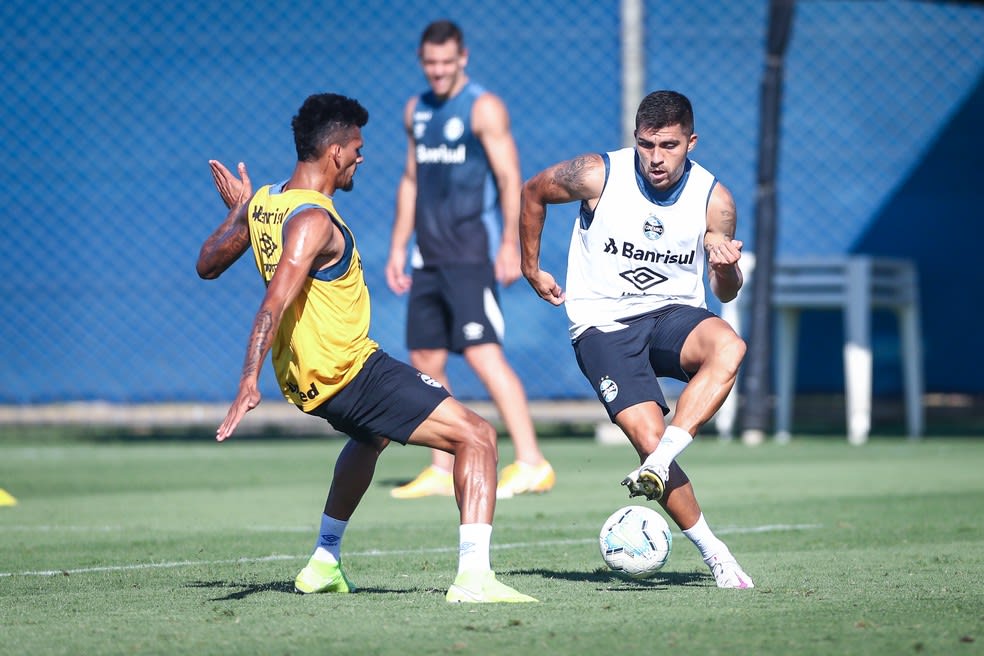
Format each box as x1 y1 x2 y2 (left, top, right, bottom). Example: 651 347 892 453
339 179 354 192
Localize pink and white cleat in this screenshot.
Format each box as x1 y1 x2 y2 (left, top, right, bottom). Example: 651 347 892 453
705 553 755 589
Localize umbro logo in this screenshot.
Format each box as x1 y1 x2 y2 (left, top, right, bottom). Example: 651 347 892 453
258 233 277 259
619 267 668 290
463 322 484 341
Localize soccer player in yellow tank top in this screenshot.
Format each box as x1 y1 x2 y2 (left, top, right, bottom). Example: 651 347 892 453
197 93 535 603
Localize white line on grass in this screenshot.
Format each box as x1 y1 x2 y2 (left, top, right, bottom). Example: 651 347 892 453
2 525 123 532
0 523 820 578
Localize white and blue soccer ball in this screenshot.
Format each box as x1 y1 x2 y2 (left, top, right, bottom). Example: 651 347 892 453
599 505 672 578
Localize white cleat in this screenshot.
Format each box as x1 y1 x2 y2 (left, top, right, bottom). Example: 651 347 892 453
706 553 755 589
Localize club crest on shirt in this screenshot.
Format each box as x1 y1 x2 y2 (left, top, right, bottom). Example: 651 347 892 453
643 215 664 240
599 376 619 403
443 116 465 141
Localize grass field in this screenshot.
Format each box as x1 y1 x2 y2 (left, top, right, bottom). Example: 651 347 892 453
1 433 983 655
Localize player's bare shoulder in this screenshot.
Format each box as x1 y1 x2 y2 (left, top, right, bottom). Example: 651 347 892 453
282 206 343 261
472 91 510 135
544 153 606 202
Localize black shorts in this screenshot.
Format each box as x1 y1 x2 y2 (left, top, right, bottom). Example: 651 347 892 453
305 350 451 444
406 263 503 353
572 304 716 421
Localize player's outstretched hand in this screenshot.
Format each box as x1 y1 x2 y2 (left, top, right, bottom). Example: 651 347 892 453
216 383 261 442
210 160 252 209
526 269 565 306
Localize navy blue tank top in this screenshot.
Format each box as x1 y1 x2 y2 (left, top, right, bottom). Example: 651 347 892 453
412 81 500 266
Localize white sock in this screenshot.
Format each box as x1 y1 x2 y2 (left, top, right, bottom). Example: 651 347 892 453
312 514 347 563
643 425 694 472
457 523 493 575
681 513 729 562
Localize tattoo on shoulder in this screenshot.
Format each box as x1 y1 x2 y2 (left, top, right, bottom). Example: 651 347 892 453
553 155 592 191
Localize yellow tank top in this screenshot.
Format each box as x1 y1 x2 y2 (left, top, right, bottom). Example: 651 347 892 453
247 183 378 411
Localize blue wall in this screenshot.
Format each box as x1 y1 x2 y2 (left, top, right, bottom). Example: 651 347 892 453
1 0 981 404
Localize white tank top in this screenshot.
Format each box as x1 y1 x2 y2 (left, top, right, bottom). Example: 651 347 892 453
565 148 716 339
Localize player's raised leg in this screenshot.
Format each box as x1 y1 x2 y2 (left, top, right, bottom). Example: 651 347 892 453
667 316 745 437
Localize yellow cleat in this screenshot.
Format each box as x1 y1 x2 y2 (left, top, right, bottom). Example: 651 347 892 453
0 488 17 507
390 465 454 499
294 557 355 594
446 570 538 603
496 460 556 499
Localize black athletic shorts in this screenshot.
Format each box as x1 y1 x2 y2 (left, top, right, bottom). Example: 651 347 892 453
406 263 503 353
305 350 450 444
573 304 716 421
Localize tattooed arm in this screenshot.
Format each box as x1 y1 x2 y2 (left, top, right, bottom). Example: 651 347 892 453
703 181 743 303
197 161 254 279
215 208 343 441
519 154 607 305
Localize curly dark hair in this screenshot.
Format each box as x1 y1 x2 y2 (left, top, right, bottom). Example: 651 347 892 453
291 93 369 162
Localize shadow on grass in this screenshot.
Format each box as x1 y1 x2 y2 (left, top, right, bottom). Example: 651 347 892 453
506 567 711 588
376 477 416 489
186 579 430 601
187 568 714 600
187 579 296 600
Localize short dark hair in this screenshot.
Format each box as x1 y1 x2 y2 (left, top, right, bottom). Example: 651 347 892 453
419 20 464 51
635 90 694 136
291 93 369 162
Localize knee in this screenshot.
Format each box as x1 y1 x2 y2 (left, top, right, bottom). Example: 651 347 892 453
705 330 747 378
348 434 388 455
457 413 499 458
615 406 666 456
463 343 507 374
473 416 498 453
717 333 746 377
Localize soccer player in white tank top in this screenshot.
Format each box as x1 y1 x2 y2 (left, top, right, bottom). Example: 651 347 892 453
519 90 754 589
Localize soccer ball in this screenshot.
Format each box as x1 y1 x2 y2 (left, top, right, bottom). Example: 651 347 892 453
599 505 672 578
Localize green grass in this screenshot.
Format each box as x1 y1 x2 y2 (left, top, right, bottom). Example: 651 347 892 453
1 434 983 655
